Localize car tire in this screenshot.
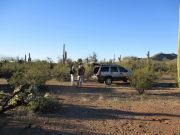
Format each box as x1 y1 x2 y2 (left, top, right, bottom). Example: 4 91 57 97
105 77 112 85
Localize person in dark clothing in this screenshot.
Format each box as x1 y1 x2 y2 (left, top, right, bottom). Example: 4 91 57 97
70 65 76 86
77 64 85 87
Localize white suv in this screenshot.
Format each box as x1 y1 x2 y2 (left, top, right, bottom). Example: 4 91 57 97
93 64 132 85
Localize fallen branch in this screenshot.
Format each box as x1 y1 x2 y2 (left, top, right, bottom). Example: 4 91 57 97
0 84 30 114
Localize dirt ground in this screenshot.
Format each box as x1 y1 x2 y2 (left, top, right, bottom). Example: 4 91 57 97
1 78 180 135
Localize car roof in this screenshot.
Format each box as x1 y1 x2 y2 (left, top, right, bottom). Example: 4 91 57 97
94 64 126 68
100 64 120 67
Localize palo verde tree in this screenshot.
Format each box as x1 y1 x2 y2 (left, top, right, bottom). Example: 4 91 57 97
178 7 180 87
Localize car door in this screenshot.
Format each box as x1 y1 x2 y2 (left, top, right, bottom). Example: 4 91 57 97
111 66 119 80
100 66 110 76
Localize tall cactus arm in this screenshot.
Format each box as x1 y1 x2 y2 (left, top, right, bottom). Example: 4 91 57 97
178 6 180 87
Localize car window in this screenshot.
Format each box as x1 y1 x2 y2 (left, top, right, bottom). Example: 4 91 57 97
119 67 128 72
111 67 118 72
101 66 109 72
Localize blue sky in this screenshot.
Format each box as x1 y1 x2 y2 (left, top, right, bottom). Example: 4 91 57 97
0 0 179 62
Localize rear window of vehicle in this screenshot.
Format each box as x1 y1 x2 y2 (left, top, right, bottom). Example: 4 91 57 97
111 67 118 72
119 67 128 72
100 66 109 72
94 67 100 74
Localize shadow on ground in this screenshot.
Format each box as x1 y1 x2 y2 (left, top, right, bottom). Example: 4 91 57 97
46 83 180 101
0 115 101 135
148 92 180 99
152 82 177 89
44 104 180 122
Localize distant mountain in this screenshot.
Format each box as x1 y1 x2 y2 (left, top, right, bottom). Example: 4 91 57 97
151 53 177 61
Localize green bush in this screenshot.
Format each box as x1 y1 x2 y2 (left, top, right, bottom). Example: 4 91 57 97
0 61 61 114
0 62 23 79
120 57 146 70
84 64 93 80
28 93 60 113
52 63 70 81
151 62 168 72
8 62 50 87
130 68 158 92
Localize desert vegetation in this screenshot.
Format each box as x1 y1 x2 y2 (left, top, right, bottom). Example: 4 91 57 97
0 58 61 112
0 53 177 109
0 53 179 135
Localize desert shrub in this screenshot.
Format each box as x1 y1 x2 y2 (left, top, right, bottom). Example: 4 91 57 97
0 62 23 79
166 60 177 74
23 62 50 85
0 61 61 114
130 68 158 93
8 62 50 87
0 85 61 114
84 64 93 80
120 57 146 70
28 93 60 113
8 71 26 87
52 63 70 81
120 57 177 75
151 62 168 72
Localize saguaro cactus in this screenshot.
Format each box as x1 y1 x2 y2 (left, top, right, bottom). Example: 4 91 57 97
62 44 67 64
28 53 31 62
118 55 122 62
147 51 151 70
178 7 180 87
25 54 27 62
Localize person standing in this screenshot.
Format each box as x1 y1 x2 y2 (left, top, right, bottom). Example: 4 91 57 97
77 64 85 87
70 65 76 86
